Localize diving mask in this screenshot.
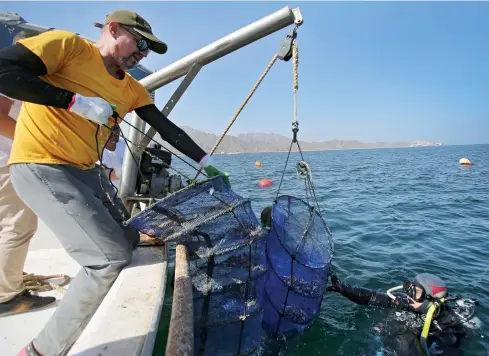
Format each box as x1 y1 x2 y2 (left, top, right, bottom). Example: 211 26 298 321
403 280 426 302
386 281 425 302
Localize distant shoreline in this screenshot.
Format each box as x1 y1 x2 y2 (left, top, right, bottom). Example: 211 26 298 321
216 144 448 155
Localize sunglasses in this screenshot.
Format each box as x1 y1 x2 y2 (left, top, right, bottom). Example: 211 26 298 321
120 24 150 53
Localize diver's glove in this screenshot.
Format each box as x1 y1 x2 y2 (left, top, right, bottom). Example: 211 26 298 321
199 154 231 187
68 93 113 125
326 272 345 293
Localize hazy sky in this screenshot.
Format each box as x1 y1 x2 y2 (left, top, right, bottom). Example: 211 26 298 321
3 1 488 145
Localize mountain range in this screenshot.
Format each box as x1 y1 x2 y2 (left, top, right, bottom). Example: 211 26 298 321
154 126 441 154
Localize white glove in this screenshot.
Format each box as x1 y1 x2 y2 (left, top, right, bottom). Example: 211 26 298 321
68 93 113 125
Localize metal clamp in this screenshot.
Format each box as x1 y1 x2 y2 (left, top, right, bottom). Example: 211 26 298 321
291 8 304 25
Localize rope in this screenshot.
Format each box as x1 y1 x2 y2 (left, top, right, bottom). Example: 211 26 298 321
23 273 71 293
292 40 299 92
193 54 279 181
292 40 298 128
274 34 326 230
211 54 279 155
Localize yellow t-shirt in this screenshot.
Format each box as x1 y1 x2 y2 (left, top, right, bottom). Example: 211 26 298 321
8 30 153 169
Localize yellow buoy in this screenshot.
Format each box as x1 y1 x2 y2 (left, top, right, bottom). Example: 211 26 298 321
255 161 261 167
459 158 472 166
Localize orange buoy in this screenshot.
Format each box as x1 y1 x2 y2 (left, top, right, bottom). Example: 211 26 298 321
459 158 472 166
258 179 272 187
255 161 262 167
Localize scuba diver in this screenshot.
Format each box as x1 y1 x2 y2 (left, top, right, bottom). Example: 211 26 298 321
327 271 481 355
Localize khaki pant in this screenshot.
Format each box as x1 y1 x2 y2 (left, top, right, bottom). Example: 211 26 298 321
0 165 38 303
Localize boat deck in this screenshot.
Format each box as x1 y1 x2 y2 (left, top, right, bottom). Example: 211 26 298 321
1 220 168 355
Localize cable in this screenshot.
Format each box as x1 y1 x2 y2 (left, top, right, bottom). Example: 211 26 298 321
94 113 213 220
94 124 127 220
102 123 198 183
112 113 208 178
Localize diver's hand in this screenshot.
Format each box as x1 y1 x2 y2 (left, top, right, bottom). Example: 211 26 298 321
326 272 344 293
68 93 113 125
199 154 231 187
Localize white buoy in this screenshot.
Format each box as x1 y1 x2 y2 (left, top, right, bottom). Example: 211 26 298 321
459 158 472 166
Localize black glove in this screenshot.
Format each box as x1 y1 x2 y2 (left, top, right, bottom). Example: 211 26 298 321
327 272 344 293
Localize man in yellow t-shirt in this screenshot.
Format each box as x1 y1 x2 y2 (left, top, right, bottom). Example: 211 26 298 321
0 10 230 356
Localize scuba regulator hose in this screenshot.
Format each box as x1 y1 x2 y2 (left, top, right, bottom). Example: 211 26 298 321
420 302 438 355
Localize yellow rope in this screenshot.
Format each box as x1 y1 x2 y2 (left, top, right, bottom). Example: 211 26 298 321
292 40 299 126
293 40 299 92
193 54 279 180
210 54 279 156
23 273 71 293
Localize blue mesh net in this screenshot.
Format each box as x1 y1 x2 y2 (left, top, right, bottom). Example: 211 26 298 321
125 176 268 355
124 178 333 354
262 195 334 339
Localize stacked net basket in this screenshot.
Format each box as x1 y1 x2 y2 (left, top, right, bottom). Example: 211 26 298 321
125 176 268 355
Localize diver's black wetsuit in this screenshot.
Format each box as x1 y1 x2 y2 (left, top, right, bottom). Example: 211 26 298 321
334 283 469 355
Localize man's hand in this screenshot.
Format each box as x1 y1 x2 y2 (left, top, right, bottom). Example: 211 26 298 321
68 93 113 125
199 154 231 187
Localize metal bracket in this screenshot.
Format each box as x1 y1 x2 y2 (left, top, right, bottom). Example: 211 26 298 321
277 28 297 62
137 63 203 151
291 8 304 25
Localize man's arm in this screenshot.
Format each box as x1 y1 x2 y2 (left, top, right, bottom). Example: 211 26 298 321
134 104 206 163
0 39 116 126
0 44 74 107
0 95 15 139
